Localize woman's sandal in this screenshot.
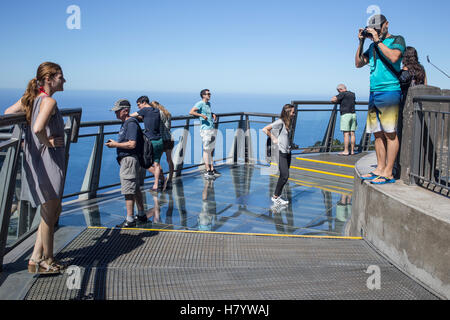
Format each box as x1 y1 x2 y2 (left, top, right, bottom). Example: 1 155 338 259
28 257 65 274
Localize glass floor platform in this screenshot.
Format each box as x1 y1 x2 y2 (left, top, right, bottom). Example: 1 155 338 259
59 162 354 237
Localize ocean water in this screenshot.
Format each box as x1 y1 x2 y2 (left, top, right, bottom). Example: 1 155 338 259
0 88 369 197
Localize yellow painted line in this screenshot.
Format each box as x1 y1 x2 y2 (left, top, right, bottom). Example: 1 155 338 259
298 183 352 196
290 165 354 179
296 157 355 169
88 226 362 240
270 174 352 196
323 185 354 192
271 162 354 179
269 173 318 185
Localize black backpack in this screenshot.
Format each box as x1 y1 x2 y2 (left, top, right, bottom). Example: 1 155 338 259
127 118 153 169
140 133 153 169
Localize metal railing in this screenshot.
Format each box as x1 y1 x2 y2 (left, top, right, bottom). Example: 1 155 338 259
410 95 450 194
70 112 274 200
291 100 371 153
0 109 82 270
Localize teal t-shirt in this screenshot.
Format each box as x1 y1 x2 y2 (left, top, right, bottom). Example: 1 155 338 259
194 100 214 130
364 35 406 92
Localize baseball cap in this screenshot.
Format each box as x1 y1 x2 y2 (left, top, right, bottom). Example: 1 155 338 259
111 99 131 112
367 14 387 29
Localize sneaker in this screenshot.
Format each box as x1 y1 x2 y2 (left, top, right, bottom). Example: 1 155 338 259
212 169 221 176
116 219 137 228
270 204 286 214
271 196 289 206
135 215 147 223
204 171 215 180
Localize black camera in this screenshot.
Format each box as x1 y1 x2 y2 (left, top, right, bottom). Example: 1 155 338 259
361 27 382 39
361 28 373 38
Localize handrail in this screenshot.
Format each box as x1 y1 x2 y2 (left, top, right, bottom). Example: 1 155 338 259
0 113 27 127
413 95 450 103
292 100 369 105
408 95 450 194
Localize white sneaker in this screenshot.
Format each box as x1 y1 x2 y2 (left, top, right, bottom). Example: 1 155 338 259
271 196 289 206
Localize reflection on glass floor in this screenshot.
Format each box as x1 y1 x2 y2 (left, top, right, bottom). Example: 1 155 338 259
59 164 353 237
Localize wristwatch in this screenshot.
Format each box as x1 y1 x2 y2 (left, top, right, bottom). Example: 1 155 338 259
374 39 382 46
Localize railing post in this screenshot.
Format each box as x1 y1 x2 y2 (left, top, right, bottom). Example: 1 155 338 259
359 125 371 152
227 115 246 164
289 102 299 149
321 104 338 152
409 101 423 185
79 125 104 200
173 119 190 177
0 125 23 271
212 115 220 163
244 115 253 163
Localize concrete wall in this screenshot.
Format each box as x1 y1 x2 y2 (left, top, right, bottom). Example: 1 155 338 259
349 153 450 299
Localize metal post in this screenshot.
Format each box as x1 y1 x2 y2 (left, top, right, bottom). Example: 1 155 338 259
0 125 23 271
321 104 338 152
289 103 299 149
79 125 104 200
173 119 190 177
409 101 422 185
244 115 252 163
359 125 371 152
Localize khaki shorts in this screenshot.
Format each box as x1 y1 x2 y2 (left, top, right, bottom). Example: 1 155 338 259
200 129 216 151
119 156 141 195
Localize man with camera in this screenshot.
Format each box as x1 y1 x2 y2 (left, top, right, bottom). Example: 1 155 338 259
355 14 406 184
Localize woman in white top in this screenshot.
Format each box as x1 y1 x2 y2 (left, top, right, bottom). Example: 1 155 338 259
263 104 295 206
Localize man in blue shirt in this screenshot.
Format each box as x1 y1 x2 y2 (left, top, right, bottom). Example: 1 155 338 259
355 14 406 184
189 89 220 179
106 99 146 227
130 96 164 192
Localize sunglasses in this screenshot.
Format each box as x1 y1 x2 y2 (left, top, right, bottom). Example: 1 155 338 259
204 93 211 96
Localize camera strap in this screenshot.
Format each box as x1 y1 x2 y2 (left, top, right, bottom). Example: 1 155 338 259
373 43 401 79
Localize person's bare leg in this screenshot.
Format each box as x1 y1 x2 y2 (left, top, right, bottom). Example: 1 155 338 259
341 132 350 155
203 151 212 172
29 199 60 269
361 132 386 178
30 223 43 262
378 132 399 180
152 163 162 190
350 132 356 154
125 194 135 218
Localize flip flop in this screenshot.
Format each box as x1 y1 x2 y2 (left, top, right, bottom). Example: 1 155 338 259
338 152 349 156
361 172 378 180
370 176 396 185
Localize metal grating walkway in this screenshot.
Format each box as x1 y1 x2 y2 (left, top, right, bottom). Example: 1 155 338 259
25 227 438 300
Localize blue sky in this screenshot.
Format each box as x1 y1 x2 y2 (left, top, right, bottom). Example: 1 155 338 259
0 0 449 97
